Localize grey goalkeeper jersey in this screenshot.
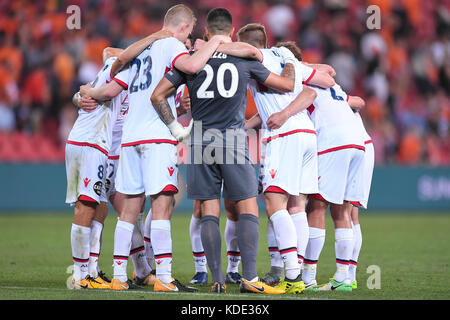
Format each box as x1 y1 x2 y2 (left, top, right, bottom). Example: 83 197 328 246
165 52 270 146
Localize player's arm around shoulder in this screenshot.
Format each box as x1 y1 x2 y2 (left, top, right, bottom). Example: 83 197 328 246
347 95 366 110
80 81 124 102
216 42 263 62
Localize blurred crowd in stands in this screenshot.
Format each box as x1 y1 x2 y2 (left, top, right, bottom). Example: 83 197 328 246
0 0 449 165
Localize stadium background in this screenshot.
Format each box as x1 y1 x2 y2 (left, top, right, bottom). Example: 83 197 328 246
0 0 449 301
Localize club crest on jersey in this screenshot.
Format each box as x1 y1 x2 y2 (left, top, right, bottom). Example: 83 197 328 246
93 181 103 196
83 178 91 187
168 167 175 176
269 169 277 179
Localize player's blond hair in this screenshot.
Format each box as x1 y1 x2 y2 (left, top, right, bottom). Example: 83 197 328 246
163 4 196 27
236 23 268 48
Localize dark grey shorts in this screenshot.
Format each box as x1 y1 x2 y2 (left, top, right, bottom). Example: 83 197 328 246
186 145 258 201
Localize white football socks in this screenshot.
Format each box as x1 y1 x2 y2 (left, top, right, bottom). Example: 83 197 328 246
349 223 362 282
71 223 91 281
267 219 284 268
270 210 300 280
189 215 207 273
113 220 134 282
88 220 103 278
143 208 154 268
290 212 309 267
151 219 173 284
225 219 241 274
302 227 325 285
334 228 354 283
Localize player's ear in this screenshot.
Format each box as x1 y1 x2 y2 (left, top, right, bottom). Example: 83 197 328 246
205 27 211 40
229 27 235 39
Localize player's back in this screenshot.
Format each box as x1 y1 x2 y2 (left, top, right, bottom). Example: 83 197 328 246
249 47 313 132
308 83 364 151
184 52 270 139
68 57 126 153
117 37 189 144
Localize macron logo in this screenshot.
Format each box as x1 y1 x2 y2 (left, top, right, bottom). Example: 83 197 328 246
83 178 91 187
269 169 277 179
168 167 175 176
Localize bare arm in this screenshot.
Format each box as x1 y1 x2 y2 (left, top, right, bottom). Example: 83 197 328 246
150 77 177 125
266 86 317 130
306 69 335 88
262 62 295 92
110 30 173 78
245 113 262 130
347 95 366 109
80 81 124 102
174 35 228 74
215 42 263 62
304 63 336 77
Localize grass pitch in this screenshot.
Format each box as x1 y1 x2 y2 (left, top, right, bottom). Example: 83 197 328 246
0 211 449 300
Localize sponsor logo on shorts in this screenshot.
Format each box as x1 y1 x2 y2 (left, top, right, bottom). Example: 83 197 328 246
93 181 103 196
168 166 175 176
83 178 91 187
105 179 111 193
269 169 277 179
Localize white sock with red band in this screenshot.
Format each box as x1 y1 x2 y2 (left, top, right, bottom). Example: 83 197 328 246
151 219 173 283
290 212 309 267
113 220 134 282
143 208 154 269
334 228 354 282
189 215 207 273
302 227 325 285
71 224 91 281
88 220 103 278
225 219 241 273
270 210 300 280
267 220 283 268
349 223 362 282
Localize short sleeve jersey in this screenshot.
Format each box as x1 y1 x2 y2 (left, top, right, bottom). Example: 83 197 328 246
165 52 270 145
247 47 315 133
113 37 189 145
307 83 365 152
68 56 128 154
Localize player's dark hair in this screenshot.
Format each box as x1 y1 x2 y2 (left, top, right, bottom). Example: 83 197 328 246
276 41 302 61
236 23 267 48
206 8 233 35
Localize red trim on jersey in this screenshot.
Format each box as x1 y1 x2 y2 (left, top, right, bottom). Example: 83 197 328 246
172 52 189 69
263 129 316 143
364 139 373 144
346 95 350 102
307 104 315 114
317 144 365 156
303 69 316 84
265 185 287 194
113 78 128 90
161 184 178 193
78 195 98 203
121 94 128 105
108 155 119 160
308 193 327 202
66 140 109 156
121 139 178 147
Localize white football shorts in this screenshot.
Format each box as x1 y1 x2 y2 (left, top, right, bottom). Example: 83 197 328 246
115 142 179 196
65 143 108 204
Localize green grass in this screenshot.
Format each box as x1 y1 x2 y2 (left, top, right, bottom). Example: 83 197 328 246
0 211 449 300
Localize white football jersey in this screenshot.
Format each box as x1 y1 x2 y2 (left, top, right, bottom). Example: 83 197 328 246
113 37 189 145
308 83 365 152
354 111 372 142
67 57 128 154
248 47 316 135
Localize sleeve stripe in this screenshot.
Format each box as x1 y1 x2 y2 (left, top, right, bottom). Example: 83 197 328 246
304 68 316 84
172 52 189 69
113 78 128 90
346 95 350 102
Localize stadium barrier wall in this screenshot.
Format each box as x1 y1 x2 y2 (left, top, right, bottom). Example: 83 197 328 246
1 163 449 212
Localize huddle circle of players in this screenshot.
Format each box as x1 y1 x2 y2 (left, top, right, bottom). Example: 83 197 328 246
67 5 373 294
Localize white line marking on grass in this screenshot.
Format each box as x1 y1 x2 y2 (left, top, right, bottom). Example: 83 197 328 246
0 286 326 300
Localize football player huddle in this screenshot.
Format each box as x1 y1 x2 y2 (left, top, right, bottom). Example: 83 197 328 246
66 4 374 295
